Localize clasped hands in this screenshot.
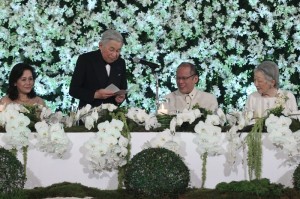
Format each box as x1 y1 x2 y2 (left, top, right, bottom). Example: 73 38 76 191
94 89 125 104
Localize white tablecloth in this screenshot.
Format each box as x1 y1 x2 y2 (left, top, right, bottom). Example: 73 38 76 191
0 132 296 189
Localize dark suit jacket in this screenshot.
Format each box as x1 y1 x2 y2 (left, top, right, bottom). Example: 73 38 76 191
69 50 127 108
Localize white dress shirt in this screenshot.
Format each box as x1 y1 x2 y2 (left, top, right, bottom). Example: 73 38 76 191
163 87 218 113
105 64 110 76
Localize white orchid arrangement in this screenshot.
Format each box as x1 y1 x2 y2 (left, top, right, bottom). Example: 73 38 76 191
142 129 182 155
193 115 224 156
193 114 224 188
83 118 129 172
224 126 244 169
0 104 31 150
226 109 254 131
266 114 300 164
33 103 120 157
169 108 202 133
71 103 118 130
34 121 70 157
126 107 160 130
0 103 71 158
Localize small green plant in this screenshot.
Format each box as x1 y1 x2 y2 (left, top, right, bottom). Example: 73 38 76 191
124 148 190 198
293 163 300 191
0 147 26 194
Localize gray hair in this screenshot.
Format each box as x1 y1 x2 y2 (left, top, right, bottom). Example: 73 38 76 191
100 29 123 44
254 61 279 88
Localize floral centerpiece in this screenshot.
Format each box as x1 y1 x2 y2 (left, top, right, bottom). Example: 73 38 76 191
34 121 70 157
0 104 31 152
126 107 160 130
143 129 182 155
0 104 32 175
266 115 300 164
83 119 129 172
193 114 224 188
73 104 131 189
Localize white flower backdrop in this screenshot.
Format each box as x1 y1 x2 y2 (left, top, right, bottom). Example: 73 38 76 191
0 0 300 112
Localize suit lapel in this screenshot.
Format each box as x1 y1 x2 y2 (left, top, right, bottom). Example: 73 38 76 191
108 61 121 85
93 50 109 85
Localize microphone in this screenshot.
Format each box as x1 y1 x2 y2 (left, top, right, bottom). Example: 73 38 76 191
132 57 160 69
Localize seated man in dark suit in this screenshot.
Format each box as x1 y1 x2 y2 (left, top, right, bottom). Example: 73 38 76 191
69 29 127 108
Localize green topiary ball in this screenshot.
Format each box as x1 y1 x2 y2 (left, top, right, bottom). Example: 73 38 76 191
293 163 300 191
124 148 190 198
0 147 26 193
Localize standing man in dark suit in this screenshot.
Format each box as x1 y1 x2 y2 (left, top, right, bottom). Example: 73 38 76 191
69 29 127 108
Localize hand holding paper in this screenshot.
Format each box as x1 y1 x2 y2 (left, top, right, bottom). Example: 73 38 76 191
105 84 128 96
94 89 115 99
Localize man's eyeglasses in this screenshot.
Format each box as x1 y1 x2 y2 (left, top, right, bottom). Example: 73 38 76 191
176 74 196 81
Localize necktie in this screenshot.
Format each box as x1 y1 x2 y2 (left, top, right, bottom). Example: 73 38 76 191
105 64 110 76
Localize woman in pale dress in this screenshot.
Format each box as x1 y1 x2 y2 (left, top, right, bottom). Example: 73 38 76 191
245 61 298 118
0 63 45 106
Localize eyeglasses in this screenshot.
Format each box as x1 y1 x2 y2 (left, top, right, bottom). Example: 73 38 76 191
176 74 196 81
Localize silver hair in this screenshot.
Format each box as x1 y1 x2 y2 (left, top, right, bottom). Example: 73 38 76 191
254 61 279 89
100 29 123 44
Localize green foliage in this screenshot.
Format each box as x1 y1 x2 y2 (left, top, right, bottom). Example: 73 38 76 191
1 182 298 199
293 164 300 191
24 182 138 199
216 178 284 197
124 148 190 198
110 108 132 190
201 152 208 188
22 105 42 131
246 118 264 180
0 147 26 194
0 189 27 199
156 114 174 130
289 118 300 132
267 105 284 117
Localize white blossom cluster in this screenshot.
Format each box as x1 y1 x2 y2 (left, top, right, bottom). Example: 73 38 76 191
83 119 129 172
71 104 118 130
224 126 244 168
193 115 224 156
170 109 202 133
126 107 160 130
266 114 300 163
0 104 71 157
0 104 31 150
34 121 70 157
226 110 254 130
143 129 182 155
